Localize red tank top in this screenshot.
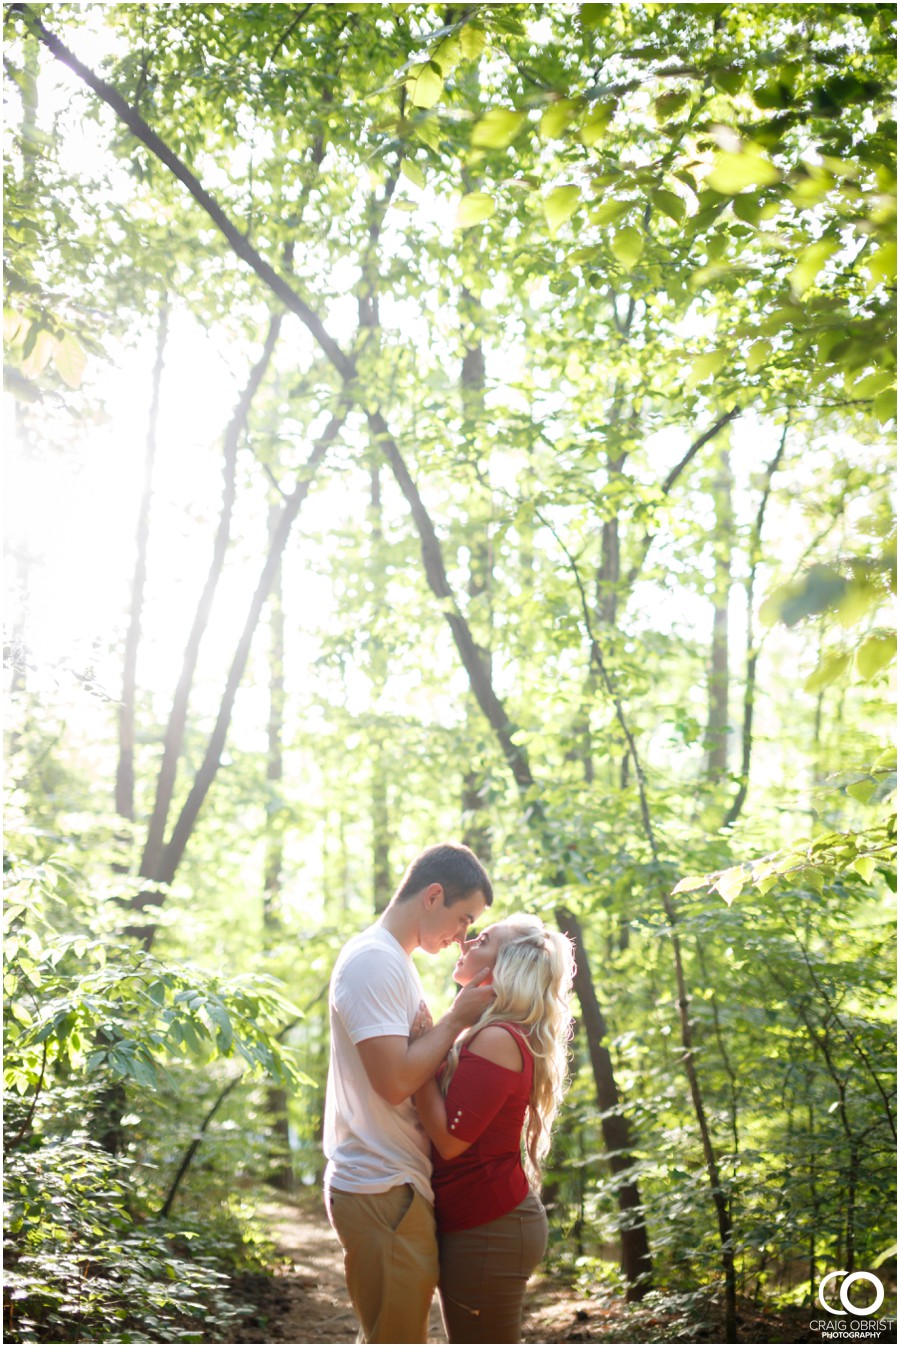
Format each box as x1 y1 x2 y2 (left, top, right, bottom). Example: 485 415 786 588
431 1023 534 1234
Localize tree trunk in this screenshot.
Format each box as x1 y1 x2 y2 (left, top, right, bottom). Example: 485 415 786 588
459 285 493 860
548 518 738 1338
705 446 733 782
116 300 168 825
724 426 788 826
140 314 282 882
263 502 294 1193
557 908 654 1294
128 407 348 946
368 462 391 911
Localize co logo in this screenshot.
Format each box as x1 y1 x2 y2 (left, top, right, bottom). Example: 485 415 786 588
818 1270 885 1316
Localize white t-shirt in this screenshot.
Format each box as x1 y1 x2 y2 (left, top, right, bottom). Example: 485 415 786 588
324 924 433 1202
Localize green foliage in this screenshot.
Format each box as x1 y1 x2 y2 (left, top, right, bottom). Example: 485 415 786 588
3 823 308 1342
4 1128 253 1343
4 840 309 1098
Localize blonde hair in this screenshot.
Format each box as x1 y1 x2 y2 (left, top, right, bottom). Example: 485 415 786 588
442 914 575 1186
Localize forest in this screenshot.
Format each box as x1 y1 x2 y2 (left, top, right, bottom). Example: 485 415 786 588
2 3 896 1344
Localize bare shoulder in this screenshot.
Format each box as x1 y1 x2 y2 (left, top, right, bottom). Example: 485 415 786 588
468 1024 524 1072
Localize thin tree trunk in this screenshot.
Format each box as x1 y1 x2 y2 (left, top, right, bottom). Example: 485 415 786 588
705 447 733 781
140 314 282 881
545 515 738 1338
459 285 493 860
368 462 391 911
128 407 349 946
723 425 788 826
158 989 327 1218
556 907 654 1293
262 502 294 1193
116 300 168 824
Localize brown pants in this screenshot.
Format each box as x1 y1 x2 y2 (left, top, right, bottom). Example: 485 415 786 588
326 1183 438 1344
438 1193 549 1343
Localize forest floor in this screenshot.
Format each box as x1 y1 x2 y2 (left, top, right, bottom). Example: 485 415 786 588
220 1196 895 1346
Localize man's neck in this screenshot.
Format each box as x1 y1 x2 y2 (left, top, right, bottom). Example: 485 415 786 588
379 902 417 956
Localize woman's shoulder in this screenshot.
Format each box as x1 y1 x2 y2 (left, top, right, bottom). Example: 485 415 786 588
466 1022 527 1072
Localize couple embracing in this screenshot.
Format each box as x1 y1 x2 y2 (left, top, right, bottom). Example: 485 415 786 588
324 842 575 1344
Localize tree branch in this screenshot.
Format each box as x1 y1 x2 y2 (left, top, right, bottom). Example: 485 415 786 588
626 405 740 590
723 420 789 828
16 5 354 382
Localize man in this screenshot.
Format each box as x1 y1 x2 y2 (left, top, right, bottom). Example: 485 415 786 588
324 842 495 1344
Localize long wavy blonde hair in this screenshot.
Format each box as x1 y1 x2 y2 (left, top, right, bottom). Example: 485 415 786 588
442 914 576 1186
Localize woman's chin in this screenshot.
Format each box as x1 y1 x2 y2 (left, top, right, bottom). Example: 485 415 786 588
453 971 467 987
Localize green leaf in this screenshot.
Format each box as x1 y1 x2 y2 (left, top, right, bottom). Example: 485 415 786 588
856 633 896 680
653 188 686 223
580 4 608 30
846 779 876 805
867 241 897 289
790 240 838 299
431 34 462 75
471 108 526 149
459 25 486 61
671 874 709 895
707 150 782 195
610 226 644 270
591 198 634 226
20 327 56 379
540 99 579 141
654 89 691 122
406 61 443 110
732 194 763 224
746 339 769 374
456 191 495 228
852 369 894 399
400 160 425 190
851 855 877 883
580 101 615 147
874 388 896 425
804 651 851 692
686 349 727 387
713 866 747 906
542 185 581 236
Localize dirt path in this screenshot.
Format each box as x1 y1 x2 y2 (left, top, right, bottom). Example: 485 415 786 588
225 1197 577 1345
224 1197 884 1345
227 1198 446 1344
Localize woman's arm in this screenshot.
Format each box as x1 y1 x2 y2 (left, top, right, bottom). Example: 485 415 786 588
414 1077 471 1160
414 1026 524 1160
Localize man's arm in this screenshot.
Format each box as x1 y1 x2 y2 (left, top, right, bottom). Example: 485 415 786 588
356 977 494 1106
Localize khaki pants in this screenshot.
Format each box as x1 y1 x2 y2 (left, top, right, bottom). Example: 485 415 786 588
438 1193 548 1343
326 1183 438 1344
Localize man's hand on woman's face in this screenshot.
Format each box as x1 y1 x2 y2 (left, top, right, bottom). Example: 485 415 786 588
451 970 496 1026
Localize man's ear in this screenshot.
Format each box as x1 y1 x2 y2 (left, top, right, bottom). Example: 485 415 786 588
423 882 444 908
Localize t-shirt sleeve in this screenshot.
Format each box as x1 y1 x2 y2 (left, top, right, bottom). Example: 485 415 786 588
444 1053 521 1145
333 946 414 1045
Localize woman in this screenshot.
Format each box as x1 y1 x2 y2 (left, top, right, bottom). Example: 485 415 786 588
413 914 575 1344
